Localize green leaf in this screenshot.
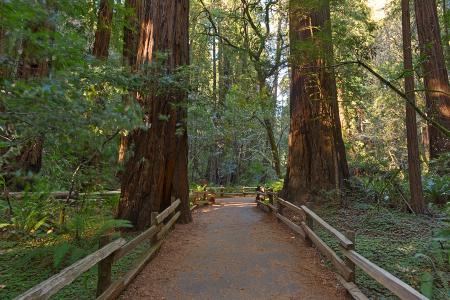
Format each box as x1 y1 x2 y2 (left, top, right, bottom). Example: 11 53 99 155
420 272 433 298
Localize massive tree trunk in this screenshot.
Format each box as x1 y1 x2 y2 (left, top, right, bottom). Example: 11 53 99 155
414 0 450 158
283 0 348 203
117 0 191 230
172 106 192 224
92 0 113 59
402 0 426 213
118 0 141 165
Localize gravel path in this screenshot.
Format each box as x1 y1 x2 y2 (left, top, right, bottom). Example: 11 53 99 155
121 197 346 300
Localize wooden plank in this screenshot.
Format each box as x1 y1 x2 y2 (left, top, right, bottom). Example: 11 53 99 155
155 199 181 224
157 211 181 240
113 225 158 262
190 205 198 211
301 222 354 282
16 238 126 300
96 240 164 300
301 205 354 249
335 274 369 300
277 198 304 216
276 213 306 240
96 235 113 297
342 249 428 300
267 203 277 212
257 201 271 213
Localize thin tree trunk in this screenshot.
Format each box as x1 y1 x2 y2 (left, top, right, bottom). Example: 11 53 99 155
92 0 113 59
402 0 426 213
414 0 450 158
117 0 191 230
257 78 282 178
263 118 282 178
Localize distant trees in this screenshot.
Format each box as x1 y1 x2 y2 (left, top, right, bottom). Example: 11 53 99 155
283 0 348 203
1 3 54 187
93 0 113 59
199 0 288 180
414 0 450 158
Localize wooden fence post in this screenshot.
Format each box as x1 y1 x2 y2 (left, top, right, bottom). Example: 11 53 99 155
96 234 113 296
220 186 224 197
242 187 246 197
304 202 314 246
344 230 356 283
268 188 274 204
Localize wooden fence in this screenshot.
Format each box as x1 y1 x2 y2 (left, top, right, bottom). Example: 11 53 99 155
15 199 182 300
189 186 257 201
6 187 256 202
256 192 428 300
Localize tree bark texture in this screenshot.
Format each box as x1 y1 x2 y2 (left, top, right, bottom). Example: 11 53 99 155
414 0 450 158
93 0 114 59
117 0 191 230
283 0 348 203
171 106 192 224
402 0 426 213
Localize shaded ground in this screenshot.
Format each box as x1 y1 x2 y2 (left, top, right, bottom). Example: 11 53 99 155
121 197 345 300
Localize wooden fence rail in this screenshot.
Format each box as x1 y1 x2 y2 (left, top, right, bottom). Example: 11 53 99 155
3 187 257 202
256 192 428 300
15 199 182 300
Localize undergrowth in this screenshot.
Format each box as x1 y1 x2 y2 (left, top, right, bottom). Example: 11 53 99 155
313 199 448 299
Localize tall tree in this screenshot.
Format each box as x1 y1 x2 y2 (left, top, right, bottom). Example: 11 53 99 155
414 0 450 158
4 3 55 184
283 0 348 203
402 0 426 213
118 0 141 165
92 0 114 59
117 0 191 229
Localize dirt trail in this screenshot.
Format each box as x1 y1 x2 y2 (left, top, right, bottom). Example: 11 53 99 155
121 197 345 300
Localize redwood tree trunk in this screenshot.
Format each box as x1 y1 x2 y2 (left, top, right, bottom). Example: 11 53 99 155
117 0 191 230
414 0 450 158
402 0 426 213
117 0 141 166
283 0 348 203
172 107 192 224
92 0 113 59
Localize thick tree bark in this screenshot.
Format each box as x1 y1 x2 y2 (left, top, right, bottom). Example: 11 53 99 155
443 0 450 66
172 107 193 224
117 0 191 230
402 0 426 213
414 0 450 158
118 0 141 166
283 0 348 203
93 0 113 59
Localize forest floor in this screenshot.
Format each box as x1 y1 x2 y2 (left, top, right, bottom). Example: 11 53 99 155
121 197 346 300
1 196 445 299
311 199 446 299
